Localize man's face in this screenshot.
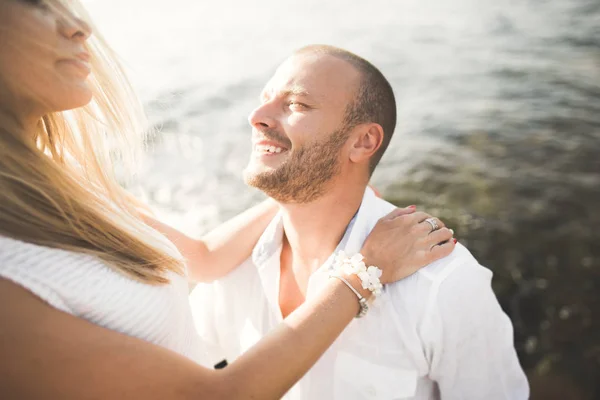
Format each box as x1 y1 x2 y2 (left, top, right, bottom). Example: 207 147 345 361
243 53 360 203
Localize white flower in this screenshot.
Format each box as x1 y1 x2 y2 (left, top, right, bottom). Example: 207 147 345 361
354 261 367 273
360 266 383 296
342 263 356 276
333 251 383 297
367 265 382 279
335 250 348 265
349 253 364 264
333 251 347 271
357 271 370 289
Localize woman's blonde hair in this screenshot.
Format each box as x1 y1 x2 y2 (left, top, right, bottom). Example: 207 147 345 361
0 0 184 284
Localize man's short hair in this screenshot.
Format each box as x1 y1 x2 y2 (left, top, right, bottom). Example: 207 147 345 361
294 45 397 175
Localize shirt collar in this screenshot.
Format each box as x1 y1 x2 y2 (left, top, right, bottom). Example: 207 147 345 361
251 188 397 312
251 211 285 269
336 187 380 257
252 187 390 270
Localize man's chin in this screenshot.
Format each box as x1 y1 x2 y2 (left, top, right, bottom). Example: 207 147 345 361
243 168 288 200
243 167 271 188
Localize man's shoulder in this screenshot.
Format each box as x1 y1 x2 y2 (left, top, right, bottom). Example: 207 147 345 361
384 243 493 303
366 196 397 220
363 198 491 282
361 198 493 290
380 243 496 339
417 243 491 283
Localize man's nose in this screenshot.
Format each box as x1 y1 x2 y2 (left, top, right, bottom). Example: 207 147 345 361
248 103 277 129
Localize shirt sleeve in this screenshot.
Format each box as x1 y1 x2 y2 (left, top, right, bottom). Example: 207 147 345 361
188 282 228 369
426 263 530 399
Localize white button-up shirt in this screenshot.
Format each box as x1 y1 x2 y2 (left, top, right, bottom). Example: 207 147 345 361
190 188 529 399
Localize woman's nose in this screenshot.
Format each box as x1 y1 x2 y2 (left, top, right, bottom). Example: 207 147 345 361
58 12 92 42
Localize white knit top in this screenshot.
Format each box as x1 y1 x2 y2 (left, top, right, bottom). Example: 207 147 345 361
0 235 204 364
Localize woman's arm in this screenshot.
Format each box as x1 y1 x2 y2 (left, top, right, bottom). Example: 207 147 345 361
142 199 278 283
0 275 362 400
1 207 455 400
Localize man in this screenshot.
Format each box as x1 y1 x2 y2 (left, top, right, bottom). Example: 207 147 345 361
190 45 529 399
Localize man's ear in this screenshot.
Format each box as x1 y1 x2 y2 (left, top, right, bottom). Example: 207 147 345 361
349 123 384 164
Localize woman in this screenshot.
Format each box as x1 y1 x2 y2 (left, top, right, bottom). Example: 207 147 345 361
0 1 456 399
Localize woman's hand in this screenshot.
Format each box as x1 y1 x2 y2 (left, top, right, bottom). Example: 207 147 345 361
360 206 456 284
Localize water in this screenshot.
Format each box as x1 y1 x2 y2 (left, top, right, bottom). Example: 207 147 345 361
85 0 600 398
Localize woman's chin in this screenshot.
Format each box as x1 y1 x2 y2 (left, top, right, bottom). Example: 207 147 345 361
51 89 94 112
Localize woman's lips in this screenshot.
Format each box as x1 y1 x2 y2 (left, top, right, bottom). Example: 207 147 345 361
57 58 91 76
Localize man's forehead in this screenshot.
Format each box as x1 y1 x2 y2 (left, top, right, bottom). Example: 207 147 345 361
262 53 360 100
260 83 311 99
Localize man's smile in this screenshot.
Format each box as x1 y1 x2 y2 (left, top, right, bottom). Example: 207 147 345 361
253 140 290 157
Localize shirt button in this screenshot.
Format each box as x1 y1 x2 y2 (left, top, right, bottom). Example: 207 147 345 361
366 385 377 397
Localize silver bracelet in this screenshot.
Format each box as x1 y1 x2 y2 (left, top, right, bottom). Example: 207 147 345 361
330 274 369 318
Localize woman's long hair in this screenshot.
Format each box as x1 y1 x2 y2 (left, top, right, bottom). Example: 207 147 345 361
0 0 184 284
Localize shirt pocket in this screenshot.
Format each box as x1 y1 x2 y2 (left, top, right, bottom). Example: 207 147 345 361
334 351 418 400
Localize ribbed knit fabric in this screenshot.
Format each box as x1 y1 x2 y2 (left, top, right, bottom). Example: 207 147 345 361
0 235 204 364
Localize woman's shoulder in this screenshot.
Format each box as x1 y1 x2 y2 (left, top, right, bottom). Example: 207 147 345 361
0 235 111 312
0 235 99 268
1 236 85 312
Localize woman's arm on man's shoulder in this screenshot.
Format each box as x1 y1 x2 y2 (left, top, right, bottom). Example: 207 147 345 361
142 199 278 283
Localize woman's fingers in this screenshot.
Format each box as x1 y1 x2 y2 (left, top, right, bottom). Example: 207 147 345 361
427 227 454 248
429 239 456 260
381 205 417 220
407 211 431 223
360 206 458 285
417 216 446 234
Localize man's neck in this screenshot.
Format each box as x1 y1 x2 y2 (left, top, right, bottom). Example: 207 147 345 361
276 177 369 318
278 182 367 274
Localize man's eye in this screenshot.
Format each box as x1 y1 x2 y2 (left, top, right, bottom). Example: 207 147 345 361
288 101 308 109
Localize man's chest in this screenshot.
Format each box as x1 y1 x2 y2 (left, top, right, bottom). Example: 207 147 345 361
278 248 313 318
214 274 430 399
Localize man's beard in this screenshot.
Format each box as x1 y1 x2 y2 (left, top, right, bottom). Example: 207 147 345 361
243 127 350 204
